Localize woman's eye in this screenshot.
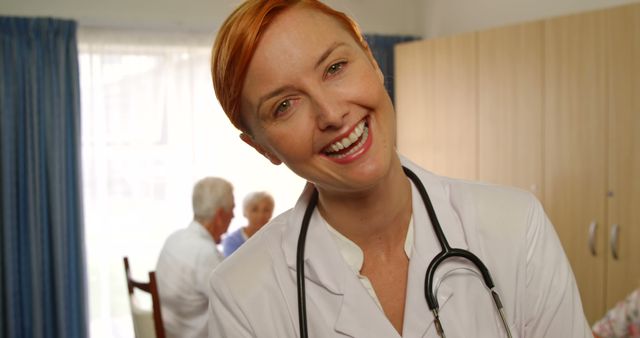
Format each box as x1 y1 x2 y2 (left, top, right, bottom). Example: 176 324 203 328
326 61 345 76
275 99 292 116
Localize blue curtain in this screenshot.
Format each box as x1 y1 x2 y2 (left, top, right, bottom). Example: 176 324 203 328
365 34 420 104
0 17 87 338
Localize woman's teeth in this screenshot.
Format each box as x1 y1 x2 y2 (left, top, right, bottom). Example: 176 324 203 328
324 120 368 157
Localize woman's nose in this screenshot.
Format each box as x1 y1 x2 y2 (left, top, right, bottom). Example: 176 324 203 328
312 91 347 131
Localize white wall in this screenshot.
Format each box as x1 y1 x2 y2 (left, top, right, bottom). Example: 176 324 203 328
0 0 424 36
4 0 640 43
421 0 640 38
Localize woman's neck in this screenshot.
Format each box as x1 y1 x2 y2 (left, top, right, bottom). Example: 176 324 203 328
316 161 412 252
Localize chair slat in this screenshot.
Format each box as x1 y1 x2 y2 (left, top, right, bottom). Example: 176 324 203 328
123 256 166 338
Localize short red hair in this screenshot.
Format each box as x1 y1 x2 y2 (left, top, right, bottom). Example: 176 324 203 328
211 0 370 132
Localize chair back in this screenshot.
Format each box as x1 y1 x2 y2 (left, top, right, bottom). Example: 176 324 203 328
123 257 166 338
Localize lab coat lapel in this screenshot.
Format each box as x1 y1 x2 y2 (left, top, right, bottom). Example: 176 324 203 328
401 156 470 252
333 275 400 337
282 183 344 295
402 181 440 337
281 183 400 337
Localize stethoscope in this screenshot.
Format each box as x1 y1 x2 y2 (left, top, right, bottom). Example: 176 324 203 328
296 166 513 338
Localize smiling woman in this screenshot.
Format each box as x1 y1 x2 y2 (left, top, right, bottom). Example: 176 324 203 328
207 1 593 337
237 5 397 193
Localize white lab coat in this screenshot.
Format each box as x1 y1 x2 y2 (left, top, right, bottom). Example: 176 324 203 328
208 156 591 337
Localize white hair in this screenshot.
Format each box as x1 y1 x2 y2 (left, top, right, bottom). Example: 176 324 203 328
192 177 233 223
243 191 274 214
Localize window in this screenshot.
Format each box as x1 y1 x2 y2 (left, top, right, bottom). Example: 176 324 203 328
79 28 304 337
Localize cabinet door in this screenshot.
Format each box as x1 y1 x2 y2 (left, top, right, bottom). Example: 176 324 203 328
477 22 544 202
395 33 477 180
606 3 640 310
544 11 609 324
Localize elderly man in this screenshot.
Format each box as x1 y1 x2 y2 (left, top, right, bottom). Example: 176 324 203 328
155 177 234 338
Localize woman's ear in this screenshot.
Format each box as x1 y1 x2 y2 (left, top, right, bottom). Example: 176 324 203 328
239 133 282 165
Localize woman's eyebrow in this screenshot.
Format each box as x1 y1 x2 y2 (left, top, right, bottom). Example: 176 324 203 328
314 42 347 70
257 85 296 114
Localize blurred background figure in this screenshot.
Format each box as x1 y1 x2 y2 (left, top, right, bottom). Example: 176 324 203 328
223 191 274 257
155 177 234 338
593 288 640 338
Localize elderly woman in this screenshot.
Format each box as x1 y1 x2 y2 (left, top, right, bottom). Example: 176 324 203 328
208 1 591 337
222 191 274 256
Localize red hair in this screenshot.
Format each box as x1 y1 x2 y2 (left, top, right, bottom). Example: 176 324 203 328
211 0 370 132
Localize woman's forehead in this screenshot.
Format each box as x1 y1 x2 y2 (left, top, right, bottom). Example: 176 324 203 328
246 6 360 89
259 5 355 51
239 6 359 122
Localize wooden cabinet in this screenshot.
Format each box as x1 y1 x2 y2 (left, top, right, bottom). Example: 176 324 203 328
395 32 477 181
543 5 640 323
395 3 640 325
543 9 609 323
605 4 640 312
477 22 544 202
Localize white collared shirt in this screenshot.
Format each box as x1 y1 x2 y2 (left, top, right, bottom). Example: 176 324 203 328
325 217 414 309
156 221 223 338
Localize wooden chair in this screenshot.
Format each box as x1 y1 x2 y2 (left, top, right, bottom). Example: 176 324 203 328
123 257 166 338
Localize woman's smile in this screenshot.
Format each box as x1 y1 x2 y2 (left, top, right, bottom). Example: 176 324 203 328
321 117 372 164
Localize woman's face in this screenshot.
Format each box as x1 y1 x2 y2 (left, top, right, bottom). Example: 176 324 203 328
239 5 397 194
245 198 274 228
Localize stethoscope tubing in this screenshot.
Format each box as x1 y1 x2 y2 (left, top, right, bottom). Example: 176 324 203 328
296 188 318 338
401 168 496 309
296 166 512 338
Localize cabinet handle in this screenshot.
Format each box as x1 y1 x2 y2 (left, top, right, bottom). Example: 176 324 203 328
588 221 598 256
610 224 620 260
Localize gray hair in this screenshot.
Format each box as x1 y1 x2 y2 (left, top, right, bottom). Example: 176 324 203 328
243 191 274 214
192 177 234 223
